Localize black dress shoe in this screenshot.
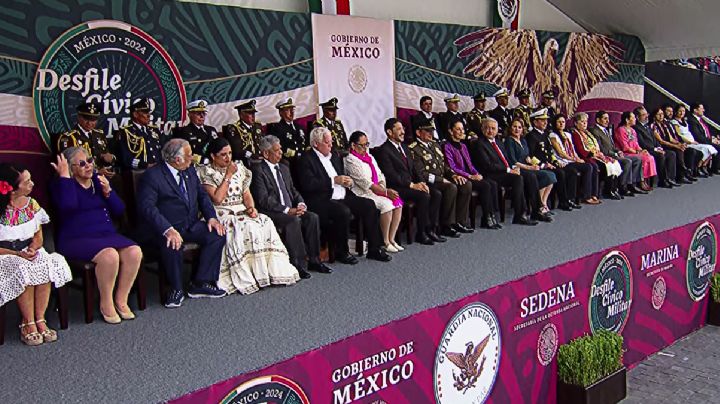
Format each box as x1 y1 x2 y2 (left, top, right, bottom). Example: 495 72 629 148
308 262 333 273
513 215 538 226
569 201 582 209
630 185 647 194
532 212 553 222
668 179 679 187
337 253 359 265
686 174 698 182
441 226 461 238
659 181 672 189
609 192 623 200
367 249 392 262
558 202 573 211
453 223 474 234
297 269 312 279
427 231 447 243
416 235 435 245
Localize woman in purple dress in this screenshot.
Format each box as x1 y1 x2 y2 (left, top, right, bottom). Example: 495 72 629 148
50 148 142 324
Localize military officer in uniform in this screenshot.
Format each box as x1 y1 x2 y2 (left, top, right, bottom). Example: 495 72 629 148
436 94 467 141
172 100 218 165
513 89 533 131
409 119 473 238
489 88 513 135
466 92 488 139
312 97 348 153
222 99 264 164
537 90 557 120
57 102 116 177
267 98 307 161
115 98 163 170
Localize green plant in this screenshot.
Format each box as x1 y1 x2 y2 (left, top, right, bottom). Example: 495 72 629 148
710 273 720 304
557 330 623 387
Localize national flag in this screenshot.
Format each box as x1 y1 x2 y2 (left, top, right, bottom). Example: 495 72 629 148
492 0 520 30
308 0 350 15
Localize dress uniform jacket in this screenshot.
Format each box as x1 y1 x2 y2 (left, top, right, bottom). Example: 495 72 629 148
56 125 114 168
312 117 348 151
222 121 263 163
436 111 467 141
115 124 163 170
489 106 514 135
267 120 307 159
466 108 487 139
172 124 219 165
513 105 533 130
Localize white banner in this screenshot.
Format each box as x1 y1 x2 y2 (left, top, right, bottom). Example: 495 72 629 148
312 14 395 147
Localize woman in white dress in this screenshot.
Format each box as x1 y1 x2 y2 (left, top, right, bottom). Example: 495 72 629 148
197 138 299 295
344 131 404 253
671 104 716 173
0 164 71 345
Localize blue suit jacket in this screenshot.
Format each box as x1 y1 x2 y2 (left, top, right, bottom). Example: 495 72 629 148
136 163 217 236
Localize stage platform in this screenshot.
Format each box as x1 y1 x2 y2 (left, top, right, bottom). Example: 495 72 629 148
3 177 720 403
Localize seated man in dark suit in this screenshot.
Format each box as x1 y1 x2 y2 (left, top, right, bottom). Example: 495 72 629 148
297 127 391 263
136 139 227 308
250 135 331 276
633 106 678 188
688 102 720 174
588 111 643 196
374 118 442 245
469 118 547 225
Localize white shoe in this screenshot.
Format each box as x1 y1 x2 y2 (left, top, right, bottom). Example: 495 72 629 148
385 244 399 253
392 241 405 251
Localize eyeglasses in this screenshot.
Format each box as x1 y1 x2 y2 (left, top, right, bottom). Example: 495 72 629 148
72 157 94 167
354 142 370 149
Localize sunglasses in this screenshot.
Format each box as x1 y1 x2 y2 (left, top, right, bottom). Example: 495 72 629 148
72 157 94 167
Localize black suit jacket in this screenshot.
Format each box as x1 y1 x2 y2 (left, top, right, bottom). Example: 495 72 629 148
633 123 659 150
688 115 714 144
250 160 304 214
136 164 216 236
470 137 513 175
489 106 513 133
267 120 307 158
374 140 421 189
297 150 345 207
436 111 466 140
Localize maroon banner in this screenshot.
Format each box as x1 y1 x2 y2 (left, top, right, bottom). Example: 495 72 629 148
173 215 718 404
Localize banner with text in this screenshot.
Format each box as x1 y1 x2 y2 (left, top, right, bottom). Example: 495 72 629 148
312 14 395 147
173 214 717 403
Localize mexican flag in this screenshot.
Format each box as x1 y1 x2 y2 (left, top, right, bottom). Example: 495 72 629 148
308 0 350 15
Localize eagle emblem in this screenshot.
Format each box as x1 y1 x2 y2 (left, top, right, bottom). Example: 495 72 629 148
455 29 625 116
445 335 490 393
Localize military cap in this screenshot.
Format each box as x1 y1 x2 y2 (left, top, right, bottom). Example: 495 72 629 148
76 102 100 119
530 108 549 120
319 97 339 109
130 98 152 113
275 98 295 110
492 88 510 98
235 100 257 113
187 100 209 113
417 118 436 132
473 92 486 102
444 94 461 103
516 88 531 98
542 90 555 99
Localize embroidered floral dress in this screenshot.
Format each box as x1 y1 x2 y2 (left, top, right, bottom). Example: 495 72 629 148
0 198 72 306
197 164 299 295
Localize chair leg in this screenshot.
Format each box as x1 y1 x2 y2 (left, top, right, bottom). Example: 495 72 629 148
136 262 147 311
406 207 414 245
83 268 95 324
0 304 5 345
56 285 69 330
469 195 478 229
499 189 506 222
355 219 364 256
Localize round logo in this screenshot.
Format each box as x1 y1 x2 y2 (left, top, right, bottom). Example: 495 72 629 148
536 322 559 366
33 20 186 147
348 64 367 93
220 375 309 404
652 276 667 310
686 221 717 301
434 302 501 404
589 251 633 334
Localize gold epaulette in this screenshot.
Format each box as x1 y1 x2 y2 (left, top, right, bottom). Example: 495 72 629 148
408 142 418 149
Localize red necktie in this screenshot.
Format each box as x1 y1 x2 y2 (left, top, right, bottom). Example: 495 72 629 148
397 145 408 167
491 141 509 168
700 118 712 139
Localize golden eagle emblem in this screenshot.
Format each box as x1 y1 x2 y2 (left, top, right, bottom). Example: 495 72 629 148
445 335 490 393
455 29 625 116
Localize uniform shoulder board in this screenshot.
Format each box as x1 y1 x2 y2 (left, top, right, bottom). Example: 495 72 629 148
148 124 158 129
120 124 132 129
61 129 79 137
408 142 418 149
314 119 324 125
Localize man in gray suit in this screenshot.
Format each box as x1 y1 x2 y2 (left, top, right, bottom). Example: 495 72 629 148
250 135 331 278
588 110 645 196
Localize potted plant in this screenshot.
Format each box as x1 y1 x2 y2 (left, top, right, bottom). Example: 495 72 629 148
556 330 626 404
708 273 720 326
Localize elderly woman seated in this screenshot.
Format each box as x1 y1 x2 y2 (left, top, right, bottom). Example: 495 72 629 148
50 147 142 324
0 163 71 345
571 112 623 200
197 138 300 295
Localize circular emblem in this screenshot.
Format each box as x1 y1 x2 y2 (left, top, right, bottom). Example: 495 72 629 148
348 64 368 94
434 302 501 404
536 323 559 366
652 276 667 310
686 221 717 301
220 375 309 404
589 250 633 334
33 20 186 148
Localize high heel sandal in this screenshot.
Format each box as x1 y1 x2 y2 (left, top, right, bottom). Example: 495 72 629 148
100 308 121 324
114 304 136 320
19 322 43 346
35 319 57 343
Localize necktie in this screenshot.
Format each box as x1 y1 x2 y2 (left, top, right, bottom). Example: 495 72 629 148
397 145 408 167
275 165 292 208
491 141 509 168
700 118 712 139
178 172 189 202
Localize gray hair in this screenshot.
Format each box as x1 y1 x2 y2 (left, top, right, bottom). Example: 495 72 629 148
258 135 280 152
309 127 331 147
161 138 189 163
62 147 87 165
574 112 589 121
480 117 498 130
